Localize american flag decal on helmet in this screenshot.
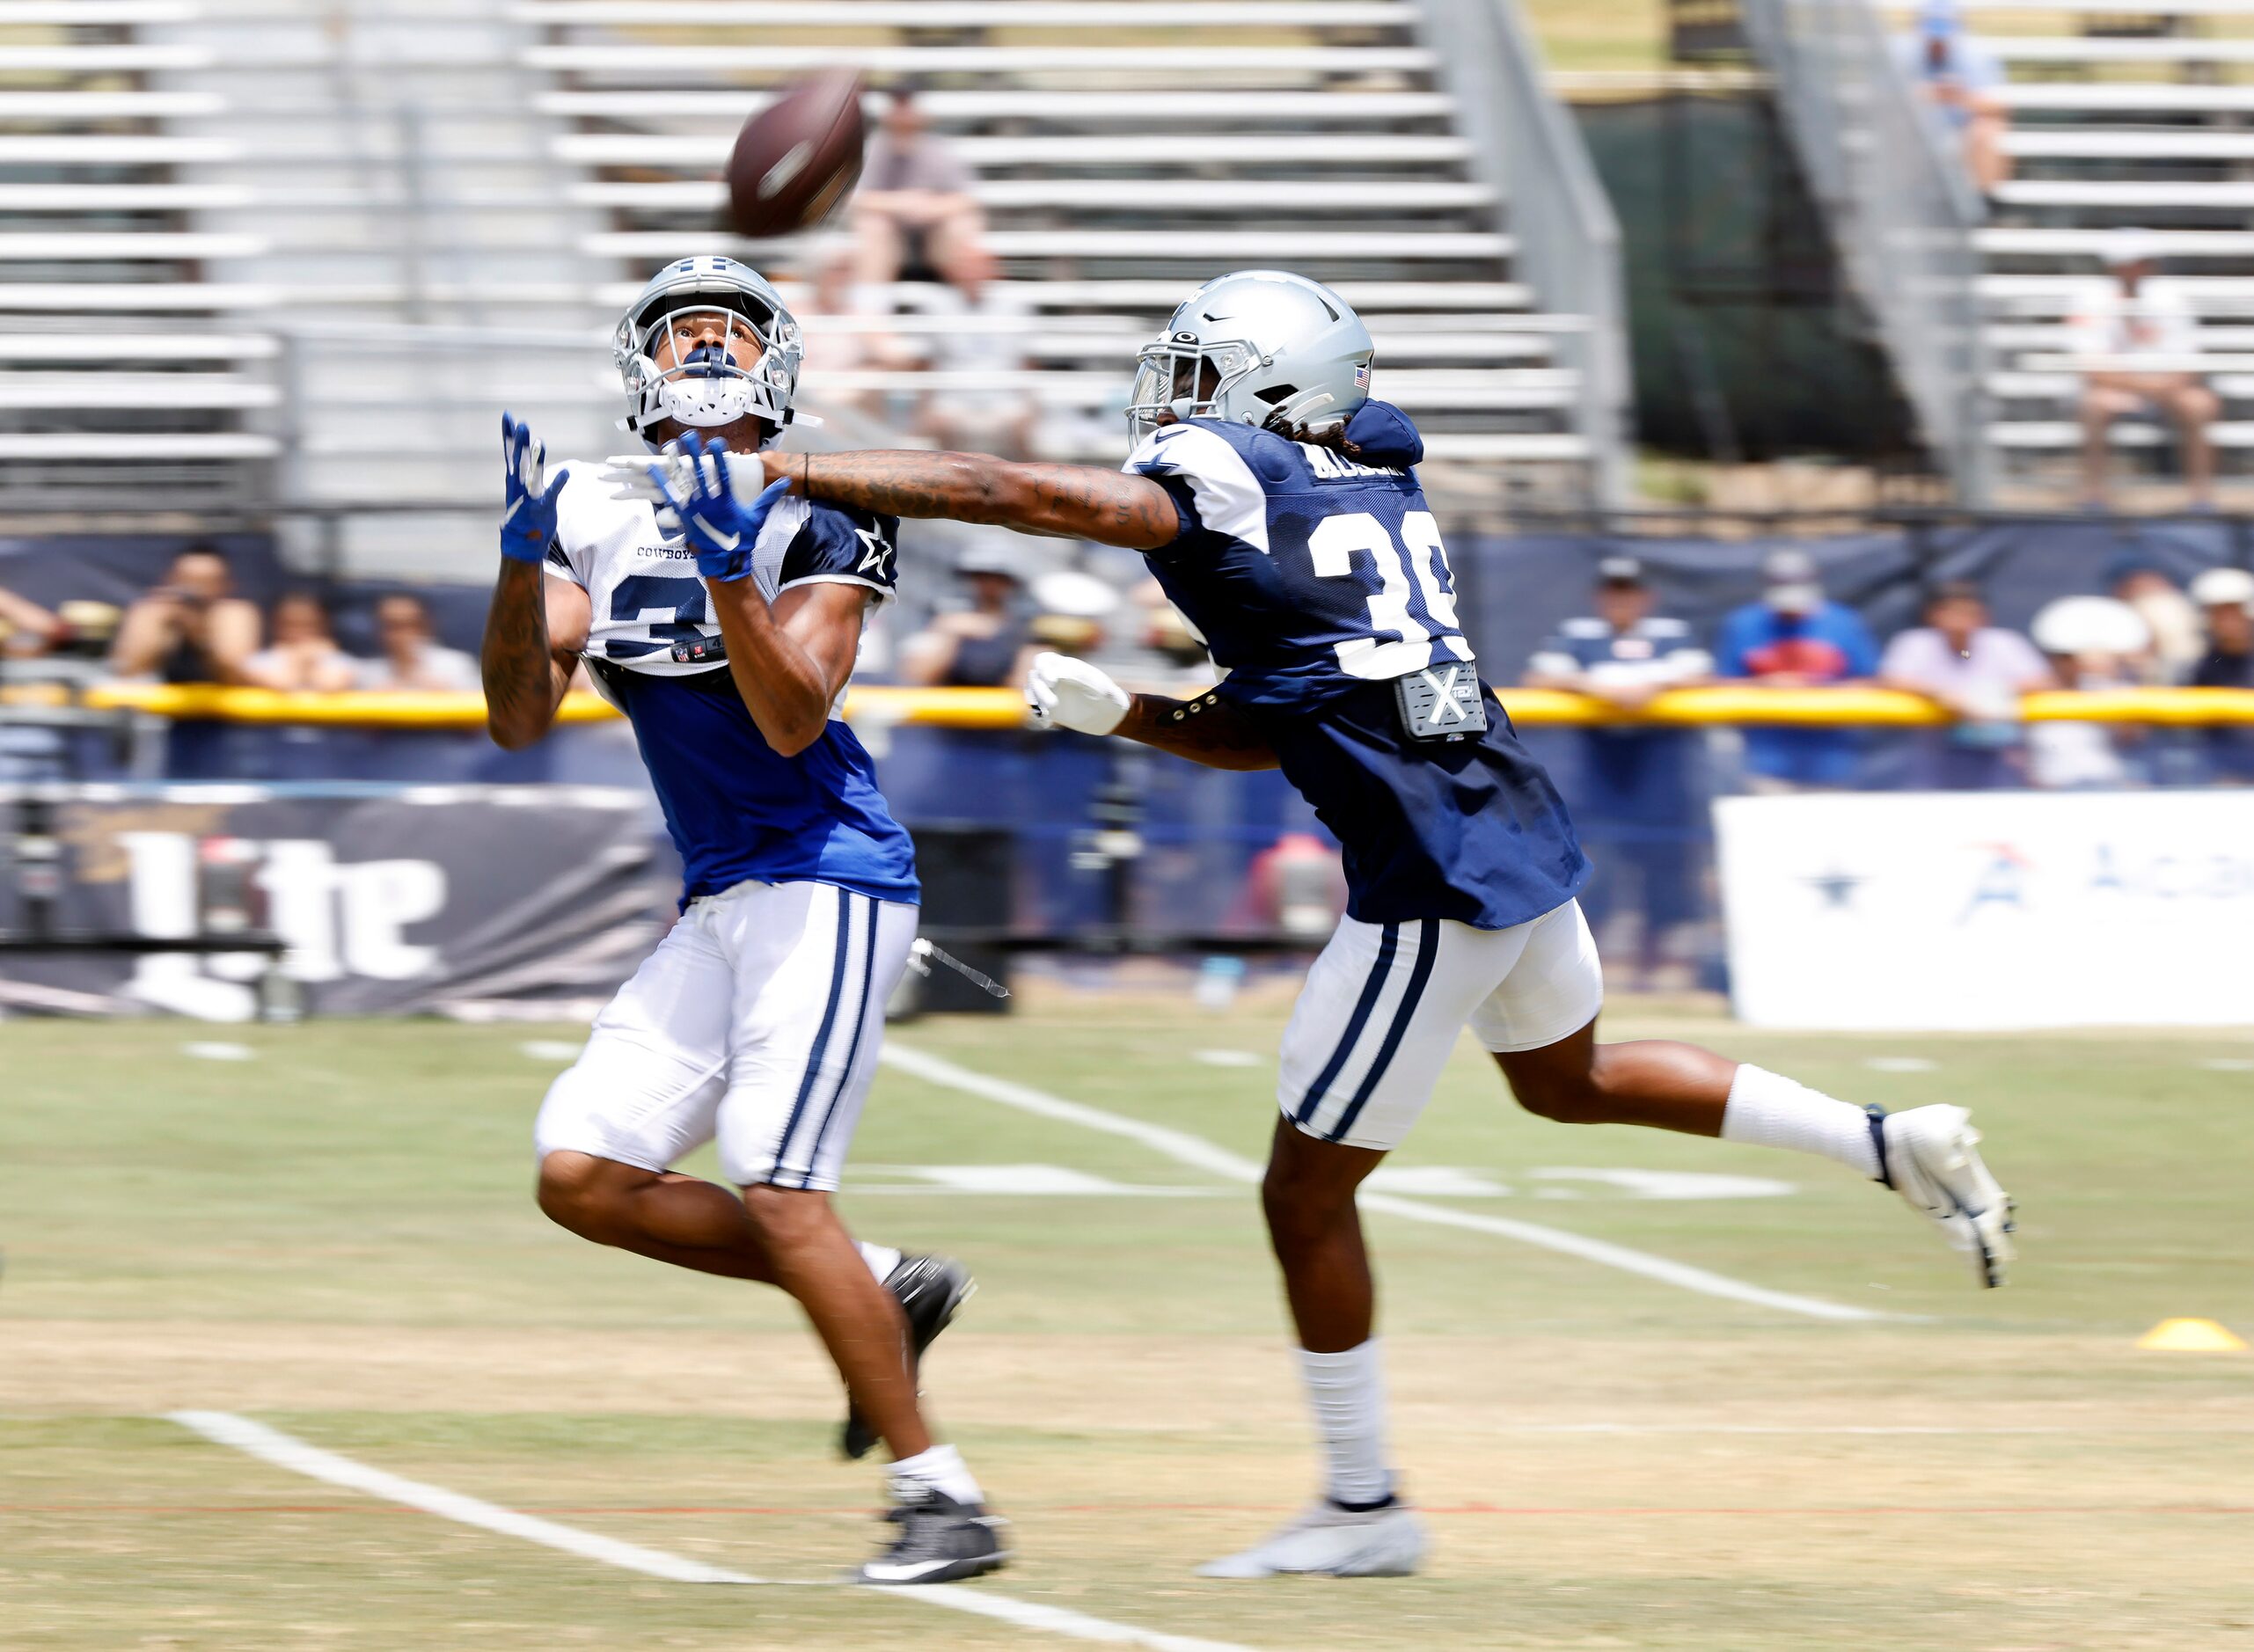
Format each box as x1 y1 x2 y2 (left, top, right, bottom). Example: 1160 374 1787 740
1354 362 1370 390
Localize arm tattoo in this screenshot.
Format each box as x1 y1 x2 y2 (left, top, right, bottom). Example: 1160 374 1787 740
480 559 563 744
795 450 1178 550
1116 689 1279 771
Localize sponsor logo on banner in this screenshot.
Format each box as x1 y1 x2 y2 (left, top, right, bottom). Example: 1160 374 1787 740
1716 791 2254 1029
1 786 672 1020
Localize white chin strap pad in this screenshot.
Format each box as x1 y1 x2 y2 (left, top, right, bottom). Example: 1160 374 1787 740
656 378 760 428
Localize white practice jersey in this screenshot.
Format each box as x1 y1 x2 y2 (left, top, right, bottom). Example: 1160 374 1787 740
542 461 898 687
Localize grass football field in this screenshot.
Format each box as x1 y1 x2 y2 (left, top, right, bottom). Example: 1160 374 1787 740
4 1001 2251 1650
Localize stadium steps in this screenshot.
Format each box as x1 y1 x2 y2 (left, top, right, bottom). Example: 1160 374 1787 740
1877 0 2254 493
0 13 278 510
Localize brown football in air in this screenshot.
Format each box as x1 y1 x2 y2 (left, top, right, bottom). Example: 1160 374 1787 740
724 68 867 239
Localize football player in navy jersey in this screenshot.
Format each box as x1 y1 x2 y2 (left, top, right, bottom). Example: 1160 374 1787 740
479 257 1005 1585
733 269 2015 1579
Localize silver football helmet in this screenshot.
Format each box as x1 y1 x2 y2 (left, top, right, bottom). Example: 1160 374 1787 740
613 254 803 448
1126 269 1375 446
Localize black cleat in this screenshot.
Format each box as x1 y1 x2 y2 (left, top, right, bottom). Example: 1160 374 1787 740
841 1254 976 1461
854 1482 1010 1585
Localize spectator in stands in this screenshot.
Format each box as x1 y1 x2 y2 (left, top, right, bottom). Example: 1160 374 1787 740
109 543 261 685
1524 555 1713 986
798 243 907 419
243 590 356 693
1716 547 1878 791
1025 569 1119 672
1898 0 2009 195
853 84 984 295
2075 233 2216 513
360 592 479 691
1124 576 1220 697
2189 567 2254 780
0 584 66 658
913 242 1039 460
2028 595 2148 788
2105 553 2205 682
898 542 1032 687
1878 580 2053 788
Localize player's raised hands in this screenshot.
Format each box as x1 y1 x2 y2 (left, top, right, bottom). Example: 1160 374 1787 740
500 412 560 564
1026 651 1130 736
647 432 791 581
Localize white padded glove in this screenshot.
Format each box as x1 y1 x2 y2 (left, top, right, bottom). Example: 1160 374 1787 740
1026 651 1130 736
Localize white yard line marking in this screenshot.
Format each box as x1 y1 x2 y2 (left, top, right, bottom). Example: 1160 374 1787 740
170 1410 756 1583
169 1411 1255 1652
880 1044 1899 1325
882 1044 1266 1181
1496 1422 2254 1436
182 1041 254 1062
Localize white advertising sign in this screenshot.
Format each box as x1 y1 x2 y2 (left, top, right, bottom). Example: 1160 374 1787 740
1713 790 2254 1029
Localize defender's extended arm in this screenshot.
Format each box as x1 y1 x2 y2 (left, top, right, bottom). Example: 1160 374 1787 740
1028 652 1278 771
758 449 1182 552
1117 689 1280 771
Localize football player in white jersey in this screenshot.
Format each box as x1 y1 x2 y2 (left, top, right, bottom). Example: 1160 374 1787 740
479 256 1005 1584
714 269 2013 1581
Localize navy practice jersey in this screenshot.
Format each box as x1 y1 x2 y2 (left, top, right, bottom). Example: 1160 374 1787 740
546 464 918 907
1124 401 1588 931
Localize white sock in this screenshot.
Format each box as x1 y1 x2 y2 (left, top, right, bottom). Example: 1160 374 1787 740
857 1242 902 1283
1298 1339 1394 1508
1722 1065 1883 1179
891 1442 984 1507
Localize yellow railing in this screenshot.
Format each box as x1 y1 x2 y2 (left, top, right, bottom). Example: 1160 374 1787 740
47 682 2254 729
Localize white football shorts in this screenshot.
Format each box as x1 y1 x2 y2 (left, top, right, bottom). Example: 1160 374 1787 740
1278 898 1603 1152
534 878 918 1193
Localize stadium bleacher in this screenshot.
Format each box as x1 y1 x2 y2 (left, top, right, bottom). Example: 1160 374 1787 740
1877 0 2254 493
0 0 1619 567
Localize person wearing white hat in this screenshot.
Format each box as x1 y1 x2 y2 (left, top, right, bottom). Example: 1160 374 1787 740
898 541 1030 688
2026 596 2149 788
2189 567 2254 778
2072 231 2216 510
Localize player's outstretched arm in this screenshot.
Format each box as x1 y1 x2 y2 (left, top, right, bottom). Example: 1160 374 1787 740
1028 653 1277 771
703 579 867 758
483 413 589 749
758 449 1181 551
481 560 589 749
642 436 861 758
1116 690 1280 771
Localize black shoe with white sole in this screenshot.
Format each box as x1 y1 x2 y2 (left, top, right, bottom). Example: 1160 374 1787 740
841 1254 976 1461
854 1484 1010 1585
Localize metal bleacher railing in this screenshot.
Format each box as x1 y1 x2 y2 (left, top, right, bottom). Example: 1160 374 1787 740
1417 0 1633 509
70 680 2254 731
1738 0 1992 504
1864 0 2254 497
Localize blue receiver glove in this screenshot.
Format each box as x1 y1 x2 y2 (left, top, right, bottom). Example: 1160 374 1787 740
647 432 792 582
500 411 560 564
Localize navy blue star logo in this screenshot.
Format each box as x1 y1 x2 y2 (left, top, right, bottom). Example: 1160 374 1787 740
1804 867 1863 910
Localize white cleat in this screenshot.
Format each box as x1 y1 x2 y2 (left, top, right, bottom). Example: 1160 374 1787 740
1197 1500 1429 1579
1878 1104 2016 1288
